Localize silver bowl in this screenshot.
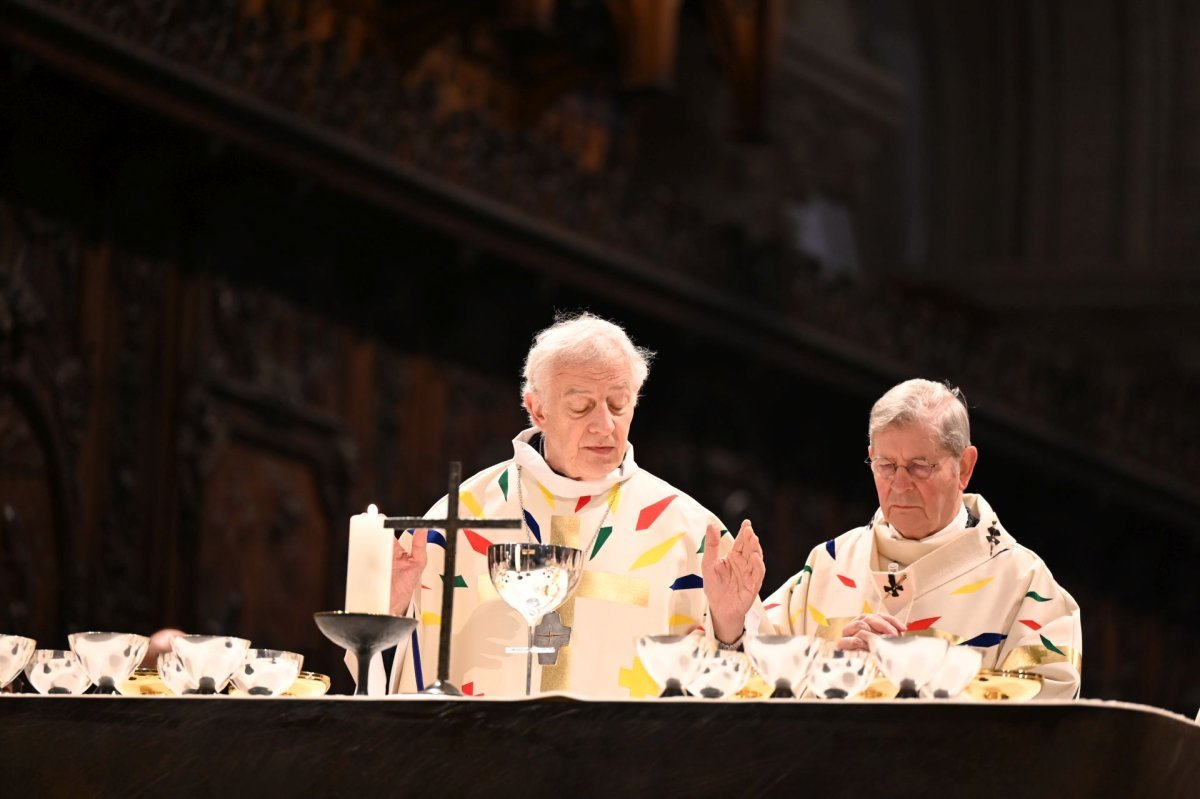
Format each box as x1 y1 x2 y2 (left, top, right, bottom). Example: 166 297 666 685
68 632 150 694
229 649 304 697
808 647 876 699
925 646 983 698
744 634 820 699
24 649 90 695
636 632 714 697
0 635 36 689
686 652 752 699
170 635 251 694
157 651 199 695
870 635 949 698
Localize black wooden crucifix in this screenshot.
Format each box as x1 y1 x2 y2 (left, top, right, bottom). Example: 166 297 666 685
383 461 521 696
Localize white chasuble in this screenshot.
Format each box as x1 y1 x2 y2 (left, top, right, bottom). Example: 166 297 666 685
389 429 728 698
762 494 1082 699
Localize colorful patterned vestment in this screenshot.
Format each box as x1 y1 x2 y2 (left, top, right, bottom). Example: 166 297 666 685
762 494 1082 698
389 428 727 698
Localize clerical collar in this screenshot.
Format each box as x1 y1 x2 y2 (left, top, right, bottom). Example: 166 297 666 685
528 432 569 479
511 427 638 499
873 503 974 571
882 504 971 543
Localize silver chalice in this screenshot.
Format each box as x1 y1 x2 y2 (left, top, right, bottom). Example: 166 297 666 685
488 543 584 696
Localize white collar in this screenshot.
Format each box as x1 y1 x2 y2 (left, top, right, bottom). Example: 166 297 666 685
873 503 970 570
881 503 969 543
511 427 640 499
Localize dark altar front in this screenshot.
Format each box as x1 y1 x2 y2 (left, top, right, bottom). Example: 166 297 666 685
1 696 1196 797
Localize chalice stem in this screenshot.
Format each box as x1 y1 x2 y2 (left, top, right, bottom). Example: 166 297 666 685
354 647 373 696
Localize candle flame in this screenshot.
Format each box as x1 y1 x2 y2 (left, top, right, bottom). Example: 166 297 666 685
367 503 378 515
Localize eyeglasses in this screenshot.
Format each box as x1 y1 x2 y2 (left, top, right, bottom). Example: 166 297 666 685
865 458 942 481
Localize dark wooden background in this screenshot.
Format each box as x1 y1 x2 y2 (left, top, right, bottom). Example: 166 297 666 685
1 0 1197 711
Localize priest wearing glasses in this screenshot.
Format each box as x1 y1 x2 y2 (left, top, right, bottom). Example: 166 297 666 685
386 313 764 697
761 378 1082 698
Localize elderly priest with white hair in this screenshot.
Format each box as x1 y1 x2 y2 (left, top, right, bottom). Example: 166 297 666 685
760 378 1082 699
384 312 763 697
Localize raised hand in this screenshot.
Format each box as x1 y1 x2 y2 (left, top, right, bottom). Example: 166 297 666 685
389 529 428 616
701 520 765 645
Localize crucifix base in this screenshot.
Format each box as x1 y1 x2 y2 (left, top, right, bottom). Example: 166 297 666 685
420 680 464 697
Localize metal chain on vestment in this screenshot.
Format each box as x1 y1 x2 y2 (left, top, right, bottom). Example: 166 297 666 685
516 464 619 557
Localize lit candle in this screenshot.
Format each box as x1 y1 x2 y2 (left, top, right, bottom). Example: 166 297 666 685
344 504 392 614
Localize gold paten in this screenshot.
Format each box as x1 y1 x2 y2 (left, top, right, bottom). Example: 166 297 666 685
119 668 330 697
962 669 1043 702
279 671 331 697
118 668 169 696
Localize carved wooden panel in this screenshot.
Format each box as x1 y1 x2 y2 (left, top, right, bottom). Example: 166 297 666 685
0 395 59 637
176 278 355 682
0 203 88 641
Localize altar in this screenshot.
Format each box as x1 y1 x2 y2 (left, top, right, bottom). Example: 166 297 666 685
1 696 1196 797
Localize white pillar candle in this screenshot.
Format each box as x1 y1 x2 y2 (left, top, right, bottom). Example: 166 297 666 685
344 504 392 614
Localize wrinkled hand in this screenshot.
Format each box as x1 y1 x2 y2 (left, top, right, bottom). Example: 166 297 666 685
390 529 428 615
837 612 905 651
701 520 765 645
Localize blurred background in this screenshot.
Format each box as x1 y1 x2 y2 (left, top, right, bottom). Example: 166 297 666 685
1 0 1197 709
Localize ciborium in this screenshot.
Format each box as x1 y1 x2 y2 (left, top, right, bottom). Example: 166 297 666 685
313 612 416 696
487 543 584 696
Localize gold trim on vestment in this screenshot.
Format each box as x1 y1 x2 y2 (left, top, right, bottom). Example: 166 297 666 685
550 515 582 548
540 515 583 692
539 597 574 692
577 571 649 606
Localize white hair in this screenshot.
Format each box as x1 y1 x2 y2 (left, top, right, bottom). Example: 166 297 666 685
521 312 653 404
868 378 971 456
